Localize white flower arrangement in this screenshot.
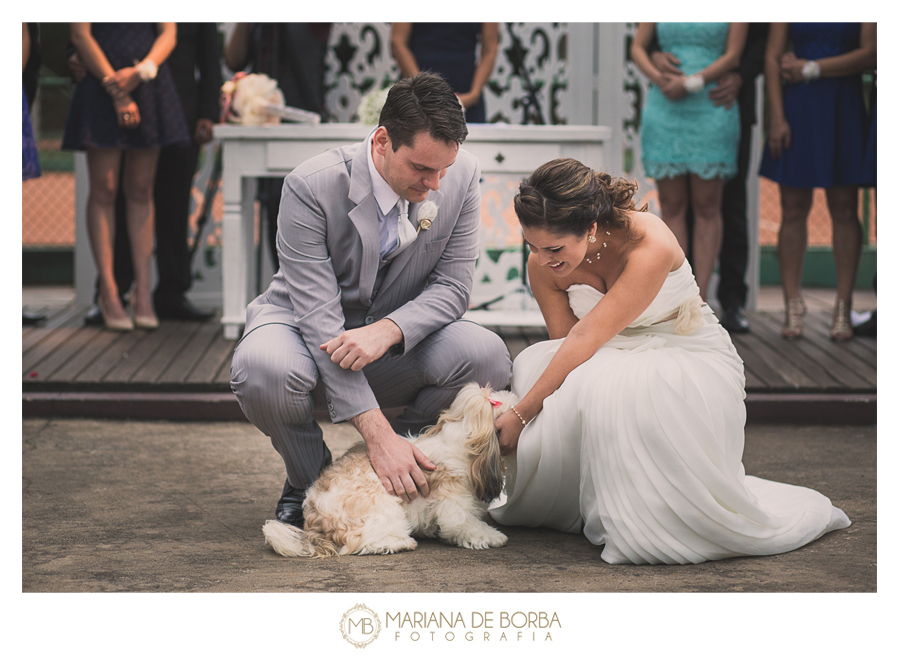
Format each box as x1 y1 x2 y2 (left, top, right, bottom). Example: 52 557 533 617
225 73 285 125
356 85 392 125
221 73 320 126
416 200 438 234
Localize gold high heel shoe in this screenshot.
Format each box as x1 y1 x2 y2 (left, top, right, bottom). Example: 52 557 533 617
780 297 806 340
830 299 853 342
98 297 134 332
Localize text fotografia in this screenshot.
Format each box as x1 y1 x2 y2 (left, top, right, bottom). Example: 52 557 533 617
387 611 561 642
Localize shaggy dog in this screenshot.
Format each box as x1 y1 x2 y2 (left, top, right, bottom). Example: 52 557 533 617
262 383 516 557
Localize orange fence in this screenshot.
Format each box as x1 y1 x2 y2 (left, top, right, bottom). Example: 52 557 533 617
22 170 877 251
758 179 876 247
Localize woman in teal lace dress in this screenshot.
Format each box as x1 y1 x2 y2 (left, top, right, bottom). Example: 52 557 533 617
632 23 747 301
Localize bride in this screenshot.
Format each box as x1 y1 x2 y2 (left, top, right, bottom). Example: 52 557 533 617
488 158 850 565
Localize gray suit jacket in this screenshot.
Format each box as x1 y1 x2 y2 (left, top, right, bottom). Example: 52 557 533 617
244 138 482 423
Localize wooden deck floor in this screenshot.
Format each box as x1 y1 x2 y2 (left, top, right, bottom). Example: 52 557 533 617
22 302 876 396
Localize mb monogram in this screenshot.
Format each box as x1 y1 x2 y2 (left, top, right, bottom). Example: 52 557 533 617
340 604 381 648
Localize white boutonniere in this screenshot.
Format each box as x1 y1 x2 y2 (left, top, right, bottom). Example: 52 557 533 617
416 201 438 235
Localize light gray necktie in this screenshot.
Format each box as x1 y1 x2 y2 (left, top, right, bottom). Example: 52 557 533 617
388 198 417 259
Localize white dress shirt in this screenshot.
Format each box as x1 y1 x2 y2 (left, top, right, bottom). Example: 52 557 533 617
365 131 417 261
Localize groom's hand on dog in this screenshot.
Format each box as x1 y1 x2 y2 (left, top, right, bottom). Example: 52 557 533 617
368 433 437 503
351 409 436 503
320 320 403 371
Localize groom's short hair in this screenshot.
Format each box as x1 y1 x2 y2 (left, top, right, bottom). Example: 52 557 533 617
379 71 469 151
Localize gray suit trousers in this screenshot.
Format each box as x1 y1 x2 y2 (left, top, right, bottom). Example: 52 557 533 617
230 319 511 490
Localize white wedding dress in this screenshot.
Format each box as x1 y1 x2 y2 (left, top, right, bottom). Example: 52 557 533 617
489 260 850 564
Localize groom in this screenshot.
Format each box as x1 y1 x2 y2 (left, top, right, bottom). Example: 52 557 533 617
231 72 511 528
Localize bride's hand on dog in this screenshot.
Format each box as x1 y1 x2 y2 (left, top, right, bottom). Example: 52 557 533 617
495 410 524 456
368 433 436 503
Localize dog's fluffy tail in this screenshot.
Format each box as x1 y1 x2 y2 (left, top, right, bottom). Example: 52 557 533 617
262 520 339 558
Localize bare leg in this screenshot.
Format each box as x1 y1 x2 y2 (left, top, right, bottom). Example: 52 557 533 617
655 175 690 254
688 175 725 301
777 185 813 303
777 185 813 339
121 148 161 323
825 185 861 340
85 147 130 324
825 185 862 305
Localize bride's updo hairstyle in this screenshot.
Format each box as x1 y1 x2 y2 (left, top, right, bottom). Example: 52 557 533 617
514 158 645 238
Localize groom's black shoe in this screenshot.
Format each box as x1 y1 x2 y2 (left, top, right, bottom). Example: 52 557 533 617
22 310 46 325
154 295 215 322
853 310 876 337
721 305 750 334
275 480 307 529
84 304 104 326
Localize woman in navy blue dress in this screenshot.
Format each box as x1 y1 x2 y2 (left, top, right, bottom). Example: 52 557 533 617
23 23 40 181
391 23 499 124
760 23 876 342
63 23 189 331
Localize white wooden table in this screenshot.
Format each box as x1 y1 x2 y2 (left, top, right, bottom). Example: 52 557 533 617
214 123 611 339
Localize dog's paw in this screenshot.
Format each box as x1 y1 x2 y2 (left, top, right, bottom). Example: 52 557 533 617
453 526 508 550
357 535 418 555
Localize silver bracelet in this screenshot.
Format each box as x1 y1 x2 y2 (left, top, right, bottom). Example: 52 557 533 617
511 405 529 426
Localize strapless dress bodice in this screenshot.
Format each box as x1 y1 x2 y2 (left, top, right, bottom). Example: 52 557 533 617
566 259 703 334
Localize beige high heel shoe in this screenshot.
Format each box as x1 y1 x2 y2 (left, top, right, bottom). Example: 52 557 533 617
830 299 853 342
780 297 806 340
133 314 159 330
132 304 159 330
98 297 134 332
129 294 159 330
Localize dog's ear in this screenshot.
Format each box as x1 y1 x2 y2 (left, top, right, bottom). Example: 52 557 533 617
493 389 519 414
463 389 505 503
418 384 481 439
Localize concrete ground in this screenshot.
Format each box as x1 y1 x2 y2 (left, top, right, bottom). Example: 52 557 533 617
22 417 875 593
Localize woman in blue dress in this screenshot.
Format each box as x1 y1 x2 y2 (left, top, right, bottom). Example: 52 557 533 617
631 23 747 302
23 88 40 181
391 23 499 124
23 23 40 181
759 23 876 342
23 23 43 326
63 23 189 332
